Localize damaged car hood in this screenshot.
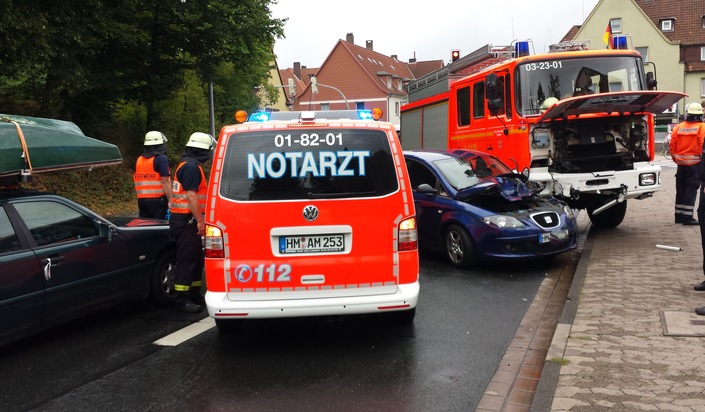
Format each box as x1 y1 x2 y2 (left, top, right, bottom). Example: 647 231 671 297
537 90 686 124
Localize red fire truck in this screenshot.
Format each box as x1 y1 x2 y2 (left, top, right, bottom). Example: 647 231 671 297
400 40 685 228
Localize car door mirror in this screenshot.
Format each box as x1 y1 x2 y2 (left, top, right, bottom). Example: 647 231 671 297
97 220 115 242
417 183 438 195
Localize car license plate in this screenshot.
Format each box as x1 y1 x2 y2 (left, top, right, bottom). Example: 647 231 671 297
538 233 551 244
279 234 345 254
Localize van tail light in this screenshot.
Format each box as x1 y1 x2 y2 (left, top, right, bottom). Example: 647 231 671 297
398 217 418 251
204 224 224 258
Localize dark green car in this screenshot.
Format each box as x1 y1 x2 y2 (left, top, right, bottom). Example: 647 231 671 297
0 189 176 347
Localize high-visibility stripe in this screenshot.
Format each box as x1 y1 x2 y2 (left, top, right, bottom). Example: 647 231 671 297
134 156 165 198
171 161 207 215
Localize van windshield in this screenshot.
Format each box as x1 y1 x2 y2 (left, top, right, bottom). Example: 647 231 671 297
516 55 645 116
219 128 399 201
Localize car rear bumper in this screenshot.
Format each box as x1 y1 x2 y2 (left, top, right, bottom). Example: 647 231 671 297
206 281 420 319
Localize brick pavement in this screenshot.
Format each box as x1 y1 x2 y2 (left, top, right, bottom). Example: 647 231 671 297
544 161 705 411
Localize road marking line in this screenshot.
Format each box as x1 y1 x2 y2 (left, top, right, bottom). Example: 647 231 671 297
153 317 216 346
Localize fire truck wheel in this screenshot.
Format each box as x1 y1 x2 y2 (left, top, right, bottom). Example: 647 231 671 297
444 224 477 268
587 200 627 228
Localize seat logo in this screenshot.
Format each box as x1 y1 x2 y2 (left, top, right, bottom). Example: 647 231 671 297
303 205 319 221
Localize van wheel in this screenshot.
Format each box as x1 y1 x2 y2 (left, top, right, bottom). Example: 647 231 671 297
444 224 476 268
215 318 244 333
390 308 416 324
149 250 177 306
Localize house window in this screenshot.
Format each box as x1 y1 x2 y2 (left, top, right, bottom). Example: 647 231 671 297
395 101 400 116
701 78 705 97
661 19 673 31
610 18 622 33
701 47 705 61
321 103 329 111
636 47 648 61
386 77 392 89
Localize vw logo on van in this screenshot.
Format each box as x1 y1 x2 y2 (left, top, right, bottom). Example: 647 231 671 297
303 205 319 221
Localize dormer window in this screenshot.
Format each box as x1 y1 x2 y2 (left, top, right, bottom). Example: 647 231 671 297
661 19 674 32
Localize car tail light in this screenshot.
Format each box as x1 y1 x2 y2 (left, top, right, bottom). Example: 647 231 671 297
398 217 418 251
204 224 224 258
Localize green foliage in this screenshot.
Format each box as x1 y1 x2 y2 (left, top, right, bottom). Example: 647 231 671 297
1 0 285 214
0 0 284 131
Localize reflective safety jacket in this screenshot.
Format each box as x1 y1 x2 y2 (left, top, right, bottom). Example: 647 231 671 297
134 156 165 198
670 121 705 166
171 161 207 215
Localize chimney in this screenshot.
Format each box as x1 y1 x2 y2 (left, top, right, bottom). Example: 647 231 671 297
366 40 373 51
294 62 301 79
409 51 417 63
346 33 354 44
391 54 398 61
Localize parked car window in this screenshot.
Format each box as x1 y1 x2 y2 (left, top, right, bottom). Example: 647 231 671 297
0 207 21 253
13 201 97 246
406 159 447 197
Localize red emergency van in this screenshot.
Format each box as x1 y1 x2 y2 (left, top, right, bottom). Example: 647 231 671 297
203 109 419 330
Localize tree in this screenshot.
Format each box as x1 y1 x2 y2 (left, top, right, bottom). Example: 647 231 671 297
0 0 285 134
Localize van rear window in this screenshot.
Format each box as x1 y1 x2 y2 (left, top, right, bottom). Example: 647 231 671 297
219 129 399 201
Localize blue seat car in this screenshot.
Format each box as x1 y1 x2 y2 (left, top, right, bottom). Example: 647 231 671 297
403 149 578 268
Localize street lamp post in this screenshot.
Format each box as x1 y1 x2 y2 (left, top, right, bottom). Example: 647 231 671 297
310 76 349 109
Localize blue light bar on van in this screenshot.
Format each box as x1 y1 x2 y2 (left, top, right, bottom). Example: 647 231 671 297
250 112 269 122
357 110 373 120
249 112 271 122
612 35 628 50
515 41 530 57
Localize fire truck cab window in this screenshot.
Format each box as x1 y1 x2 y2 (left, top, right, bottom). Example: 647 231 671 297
516 56 644 116
473 82 485 119
457 86 471 126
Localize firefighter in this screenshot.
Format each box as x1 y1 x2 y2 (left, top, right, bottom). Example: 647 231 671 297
134 131 173 219
170 132 215 313
671 102 705 225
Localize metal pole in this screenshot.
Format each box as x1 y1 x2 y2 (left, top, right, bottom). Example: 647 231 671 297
208 82 215 138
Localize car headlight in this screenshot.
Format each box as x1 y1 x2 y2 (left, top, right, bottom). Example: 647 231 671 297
482 215 526 229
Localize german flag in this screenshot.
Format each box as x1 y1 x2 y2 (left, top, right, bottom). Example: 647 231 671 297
603 22 612 48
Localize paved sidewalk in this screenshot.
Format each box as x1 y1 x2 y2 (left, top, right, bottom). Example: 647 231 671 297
538 161 705 411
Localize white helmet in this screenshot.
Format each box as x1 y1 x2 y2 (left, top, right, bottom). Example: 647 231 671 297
540 97 559 111
144 131 167 146
687 102 704 115
186 132 215 150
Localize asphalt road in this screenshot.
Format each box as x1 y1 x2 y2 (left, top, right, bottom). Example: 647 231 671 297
0 252 560 412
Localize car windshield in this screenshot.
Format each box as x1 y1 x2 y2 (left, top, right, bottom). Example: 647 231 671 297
433 153 512 190
516 55 645 116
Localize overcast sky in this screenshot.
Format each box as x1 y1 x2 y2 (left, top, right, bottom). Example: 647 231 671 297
271 0 600 69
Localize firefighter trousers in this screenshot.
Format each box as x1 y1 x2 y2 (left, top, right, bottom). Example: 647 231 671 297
675 163 700 219
169 214 204 300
